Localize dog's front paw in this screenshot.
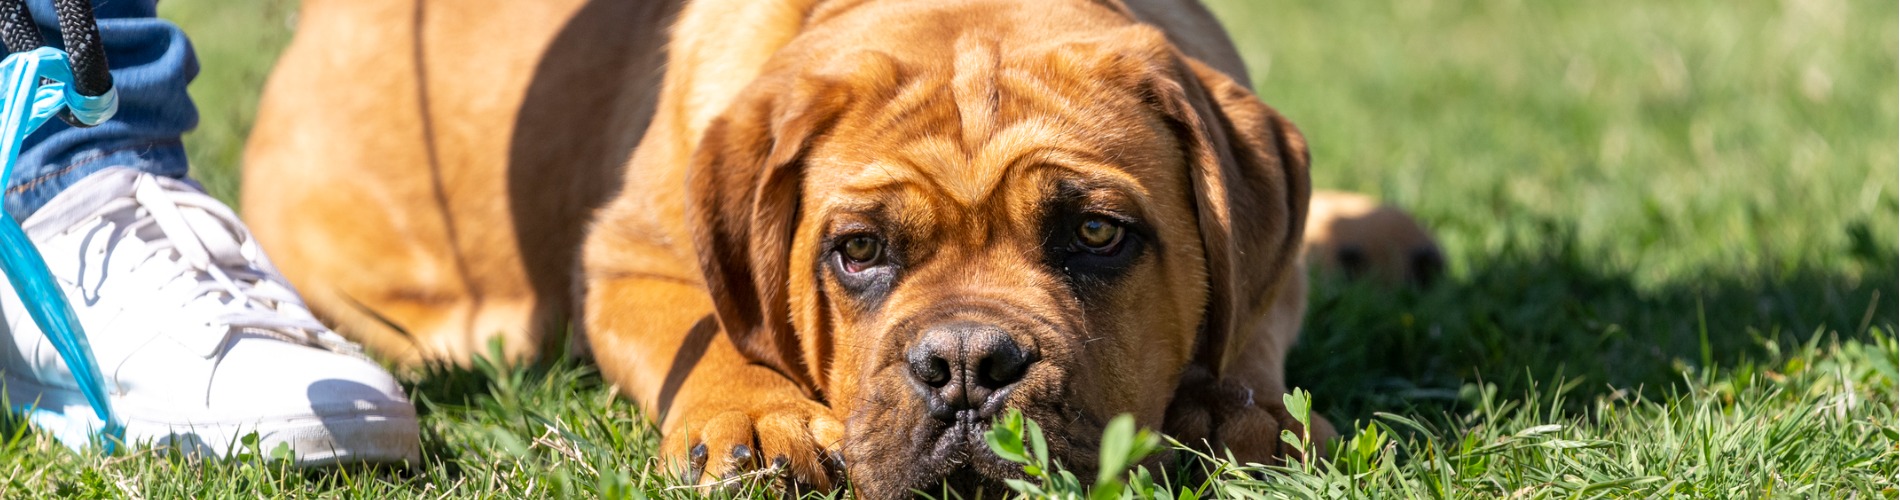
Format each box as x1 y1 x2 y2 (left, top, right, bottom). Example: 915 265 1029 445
664 393 847 492
1164 369 1337 466
1216 395 1337 466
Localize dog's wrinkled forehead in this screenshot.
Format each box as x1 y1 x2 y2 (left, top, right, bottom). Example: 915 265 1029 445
803 29 1192 222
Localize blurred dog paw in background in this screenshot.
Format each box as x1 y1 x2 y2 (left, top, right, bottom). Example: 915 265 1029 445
1303 190 1443 287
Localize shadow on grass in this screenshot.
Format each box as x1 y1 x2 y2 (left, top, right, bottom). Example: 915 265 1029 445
1290 216 1898 426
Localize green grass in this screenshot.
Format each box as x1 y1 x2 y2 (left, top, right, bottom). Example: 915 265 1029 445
0 0 1891 497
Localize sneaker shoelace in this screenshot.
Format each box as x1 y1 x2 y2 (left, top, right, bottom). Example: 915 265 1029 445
88 176 363 358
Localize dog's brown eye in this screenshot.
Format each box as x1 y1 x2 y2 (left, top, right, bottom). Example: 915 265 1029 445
841 235 883 264
1075 217 1124 253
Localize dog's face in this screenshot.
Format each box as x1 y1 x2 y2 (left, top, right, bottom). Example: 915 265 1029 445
794 41 1217 493
686 4 1309 496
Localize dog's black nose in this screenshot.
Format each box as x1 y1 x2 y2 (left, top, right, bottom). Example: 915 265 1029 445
907 322 1032 421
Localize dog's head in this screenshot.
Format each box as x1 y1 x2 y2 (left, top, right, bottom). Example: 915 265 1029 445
685 2 1309 495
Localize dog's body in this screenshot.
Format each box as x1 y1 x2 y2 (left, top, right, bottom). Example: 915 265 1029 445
243 0 680 365
246 0 1341 495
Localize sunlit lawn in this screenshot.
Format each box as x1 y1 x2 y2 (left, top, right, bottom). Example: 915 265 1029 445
0 0 1890 497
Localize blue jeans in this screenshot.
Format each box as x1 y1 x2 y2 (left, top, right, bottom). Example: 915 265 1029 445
3 0 195 221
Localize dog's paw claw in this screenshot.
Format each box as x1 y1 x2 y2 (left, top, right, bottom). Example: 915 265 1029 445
680 442 710 483
664 401 845 492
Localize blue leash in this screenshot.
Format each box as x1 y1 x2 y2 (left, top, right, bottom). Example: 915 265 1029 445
2 47 122 449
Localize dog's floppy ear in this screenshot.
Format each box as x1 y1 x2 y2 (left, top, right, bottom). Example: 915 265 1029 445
1155 56 1313 378
685 53 899 396
685 75 833 394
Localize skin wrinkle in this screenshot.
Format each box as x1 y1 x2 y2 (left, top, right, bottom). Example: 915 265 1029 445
870 129 1150 209
864 74 945 132
952 34 1001 153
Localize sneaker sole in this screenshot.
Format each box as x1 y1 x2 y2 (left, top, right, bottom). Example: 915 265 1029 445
3 374 421 466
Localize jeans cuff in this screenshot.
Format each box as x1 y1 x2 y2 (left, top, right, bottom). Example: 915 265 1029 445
4 140 188 221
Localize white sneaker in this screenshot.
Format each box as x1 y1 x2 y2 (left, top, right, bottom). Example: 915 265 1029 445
0 167 420 465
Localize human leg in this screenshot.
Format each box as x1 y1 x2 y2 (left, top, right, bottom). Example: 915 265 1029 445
0 0 421 464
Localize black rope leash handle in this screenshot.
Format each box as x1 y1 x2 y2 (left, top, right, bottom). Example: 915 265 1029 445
0 0 42 56
50 0 107 97
0 0 113 126
0 0 111 97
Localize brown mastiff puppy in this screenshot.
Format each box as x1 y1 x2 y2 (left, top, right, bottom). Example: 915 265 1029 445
245 0 1335 495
